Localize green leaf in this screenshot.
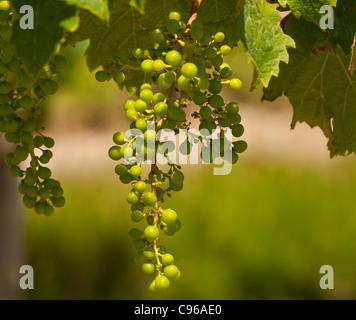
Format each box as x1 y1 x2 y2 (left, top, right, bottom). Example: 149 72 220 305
265 46 356 157
63 0 109 20
278 0 337 26
198 0 240 24
231 0 295 89
11 0 76 78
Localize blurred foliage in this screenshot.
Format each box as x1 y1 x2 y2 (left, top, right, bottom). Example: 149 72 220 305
24 160 356 300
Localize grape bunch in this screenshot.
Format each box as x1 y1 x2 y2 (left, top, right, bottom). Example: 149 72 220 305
100 11 247 291
0 4 65 215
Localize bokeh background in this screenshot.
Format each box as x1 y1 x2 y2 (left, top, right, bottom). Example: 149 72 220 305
1 41 356 300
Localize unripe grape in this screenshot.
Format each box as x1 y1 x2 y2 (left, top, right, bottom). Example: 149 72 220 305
193 91 207 105
52 197 65 208
126 191 139 204
162 209 178 225
161 253 174 266
209 95 224 109
164 265 179 279
44 137 55 148
153 59 165 72
23 195 36 208
211 55 223 68
220 45 232 56
140 89 153 103
168 106 186 122
152 93 165 104
177 75 191 91
166 50 182 67
0 1 10 11
120 173 133 184
135 118 147 132
148 280 157 292
19 95 33 109
169 11 181 21
144 225 159 241
142 262 155 275
135 99 148 113
155 275 170 290
200 106 212 120
130 165 142 178
33 135 44 147
232 124 244 138
190 27 203 40
133 181 146 193
151 29 165 43
144 130 157 143
198 77 210 90
51 186 64 198
109 146 122 160
95 70 108 82
154 102 168 117
226 102 239 114
230 78 243 91
9 166 21 177
126 108 138 121
233 140 248 153
181 63 198 79
115 164 127 176
141 59 153 73
0 81 11 94
113 71 125 84
205 47 217 59
171 171 184 185
209 79 222 94
129 228 142 240
230 113 242 125
35 203 45 215
124 100 135 111
113 131 125 145
38 167 51 179
142 192 157 207
220 66 233 79
131 210 144 222
214 32 225 43
167 19 181 34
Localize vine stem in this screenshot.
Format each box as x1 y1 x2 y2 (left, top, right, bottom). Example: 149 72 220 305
187 0 203 27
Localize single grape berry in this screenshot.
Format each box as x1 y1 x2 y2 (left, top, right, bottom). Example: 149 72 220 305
151 29 165 43
226 102 239 114
144 226 160 241
113 132 125 145
115 164 127 176
95 70 108 82
233 140 248 153
142 192 157 207
134 181 147 193
141 59 154 73
130 165 142 178
171 171 184 185
152 93 165 104
177 75 191 91
153 59 165 72
109 146 122 160
154 102 168 117
126 192 139 205
181 63 198 79
193 91 207 105
232 124 244 138
214 32 225 43
142 262 155 275
230 78 243 91
155 275 170 290
161 253 174 266
113 71 125 84
124 100 135 111
164 265 179 279
168 11 181 21
162 209 178 226
166 50 182 67
135 119 147 132
140 89 153 103
220 45 232 56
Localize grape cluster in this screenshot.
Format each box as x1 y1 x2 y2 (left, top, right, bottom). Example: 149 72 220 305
103 11 247 291
0 4 65 215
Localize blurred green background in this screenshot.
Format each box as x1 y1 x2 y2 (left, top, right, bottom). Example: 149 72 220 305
17 42 356 300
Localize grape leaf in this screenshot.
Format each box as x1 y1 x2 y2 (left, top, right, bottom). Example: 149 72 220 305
63 0 109 20
278 0 337 25
11 0 76 78
198 0 241 24
231 0 295 89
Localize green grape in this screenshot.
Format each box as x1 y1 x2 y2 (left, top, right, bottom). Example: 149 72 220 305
214 32 225 43
51 186 64 198
153 59 165 72
209 79 222 94
166 50 182 67
181 63 198 79
22 120 35 133
39 188 50 200
230 113 241 125
152 93 165 104
230 78 243 91
9 166 21 177
226 102 239 114
162 209 178 225
164 265 179 279
211 55 223 68
38 167 51 179
143 247 155 260
43 203 54 216
161 253 174 266
23 195 37 209
199 106 211 120
148 280 157 292
132 47 145 59
131 202 144 213
232 124 244 138
144 130 157 143
209 95 224 109
136 118 147 132
126 108 139 121
205 47 217 59
113 132 125 145
109 146 122 160
155 275 170 290
115 164 127 176
113 71 125 84
141 59 153 73
142 192 157 207
170 182 183 192
199 120 216 135
233 140 248 153
167 19 181 34
42 80 59 95
144 226 159 241
0 103 13 117
5 119 19 133
134 181 147 193
142 262 155 275
120 173 133 184
191 19 203 29
146 215 154 226
193 91 207 105
168 11 181 21
163 118 177 130
220 45 232 56
130 165 142 178
33 135 44 147
19 95 33 109
158 72 175 90
151 29 165 44
190 27 203 40
124 100 135 111
126 192 139 205
0 81 11 94
220 67 233 79
168 106 186 122
198 77 210 90
0 1 10 11
131 210 144 222
154 102 168 117
18 181 27 194
140 89 153 103
177 75 191 91
171 171 184 185
14 146 28 161
218 117 231 127
52 197 65 208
